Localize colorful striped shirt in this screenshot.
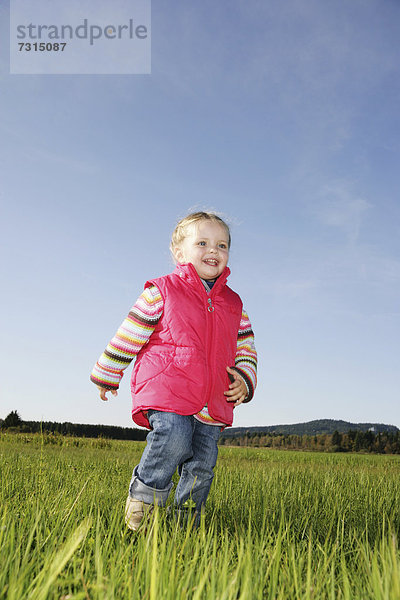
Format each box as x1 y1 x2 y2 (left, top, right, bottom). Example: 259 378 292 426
90 285 257 425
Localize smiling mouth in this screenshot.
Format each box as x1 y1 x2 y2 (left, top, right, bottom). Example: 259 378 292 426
204 259 219 266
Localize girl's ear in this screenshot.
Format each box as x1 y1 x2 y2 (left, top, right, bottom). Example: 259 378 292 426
173 246 185 264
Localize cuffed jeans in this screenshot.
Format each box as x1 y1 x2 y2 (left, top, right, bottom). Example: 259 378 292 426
129 410 221 514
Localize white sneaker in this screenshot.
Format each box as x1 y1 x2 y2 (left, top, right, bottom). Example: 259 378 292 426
125 496 153 531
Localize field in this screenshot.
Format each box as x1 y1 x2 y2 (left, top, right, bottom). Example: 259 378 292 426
1 433 400 599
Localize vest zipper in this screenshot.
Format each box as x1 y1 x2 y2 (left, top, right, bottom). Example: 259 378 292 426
205 291 216 409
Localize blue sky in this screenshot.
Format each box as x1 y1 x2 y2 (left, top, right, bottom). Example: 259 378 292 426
1 0 399 429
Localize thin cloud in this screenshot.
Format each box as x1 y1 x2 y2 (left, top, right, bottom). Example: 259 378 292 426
313 182 371 244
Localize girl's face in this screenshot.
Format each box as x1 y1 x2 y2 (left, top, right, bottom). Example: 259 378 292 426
174 220 230 280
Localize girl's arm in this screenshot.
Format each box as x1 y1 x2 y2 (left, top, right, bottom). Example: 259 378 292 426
229 309 257 403
90 285 163 396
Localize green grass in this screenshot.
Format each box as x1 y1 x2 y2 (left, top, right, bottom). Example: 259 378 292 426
1 433 399 599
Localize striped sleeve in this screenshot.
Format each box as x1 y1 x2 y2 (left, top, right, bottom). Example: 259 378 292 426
90 285 163 390
232 309 257 402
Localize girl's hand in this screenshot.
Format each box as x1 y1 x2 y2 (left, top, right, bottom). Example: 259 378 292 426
224 367 248 407
97 386 118 402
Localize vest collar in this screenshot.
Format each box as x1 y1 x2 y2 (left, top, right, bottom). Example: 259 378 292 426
174 263 231 290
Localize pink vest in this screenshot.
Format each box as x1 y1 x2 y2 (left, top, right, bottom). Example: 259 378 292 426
130 263 242 429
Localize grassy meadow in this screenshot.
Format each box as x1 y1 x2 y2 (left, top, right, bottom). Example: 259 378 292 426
1 432 399 599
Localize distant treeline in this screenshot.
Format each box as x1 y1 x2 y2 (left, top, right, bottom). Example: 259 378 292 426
222 419 399 437
0 413 147 441
2 412 400 454
219 430 400 454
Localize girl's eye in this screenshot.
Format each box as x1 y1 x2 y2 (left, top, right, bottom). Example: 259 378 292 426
198 241 206 246
219 244 227 249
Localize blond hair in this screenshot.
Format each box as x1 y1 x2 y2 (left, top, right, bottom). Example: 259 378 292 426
170 212 231 256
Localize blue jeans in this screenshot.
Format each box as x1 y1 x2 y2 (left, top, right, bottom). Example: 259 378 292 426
129 411 221 514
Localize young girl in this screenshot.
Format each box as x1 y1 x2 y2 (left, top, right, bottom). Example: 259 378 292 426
91 212 257 530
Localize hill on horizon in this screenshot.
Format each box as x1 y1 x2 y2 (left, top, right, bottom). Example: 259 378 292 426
2 414 398 441
222 419 399 438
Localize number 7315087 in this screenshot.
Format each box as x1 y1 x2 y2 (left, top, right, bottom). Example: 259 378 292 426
18 42 67 51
